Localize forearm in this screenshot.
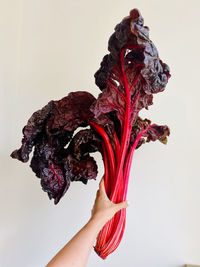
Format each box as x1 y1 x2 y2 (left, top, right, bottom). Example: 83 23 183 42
46 177 128 267
46 216 105 267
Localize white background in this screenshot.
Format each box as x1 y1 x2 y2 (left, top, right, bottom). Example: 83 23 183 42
1 0 200 266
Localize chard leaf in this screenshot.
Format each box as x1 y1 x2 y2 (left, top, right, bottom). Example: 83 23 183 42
11 92 100 203
92 9 170 128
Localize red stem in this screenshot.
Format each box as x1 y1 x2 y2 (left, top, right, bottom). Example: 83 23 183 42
96 48 131 255
101 125 152 254
94 45 146 258
95 132 121 251
89 122 116 178
101 141 110 196
110 47 131 202
95 141 111 249
113 131 121 162
123 124 156 202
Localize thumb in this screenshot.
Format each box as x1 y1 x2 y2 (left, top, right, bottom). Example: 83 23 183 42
115 200 130 212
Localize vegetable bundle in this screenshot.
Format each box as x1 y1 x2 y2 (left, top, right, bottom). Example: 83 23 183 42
11 9 170 259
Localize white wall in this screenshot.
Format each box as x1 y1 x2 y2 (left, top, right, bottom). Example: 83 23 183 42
1 0 200 266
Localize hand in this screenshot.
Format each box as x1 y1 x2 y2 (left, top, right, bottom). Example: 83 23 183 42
91 176 129 225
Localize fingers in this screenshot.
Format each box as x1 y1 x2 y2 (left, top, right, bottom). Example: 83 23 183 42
99 176 106 195
99 175 105 186
95 178 104 200
115 201 130 212
96 189 100 197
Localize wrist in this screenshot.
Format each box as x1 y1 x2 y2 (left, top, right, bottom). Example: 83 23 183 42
89 214 107 232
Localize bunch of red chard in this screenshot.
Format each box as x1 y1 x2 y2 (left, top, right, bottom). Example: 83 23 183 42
11 9 170 259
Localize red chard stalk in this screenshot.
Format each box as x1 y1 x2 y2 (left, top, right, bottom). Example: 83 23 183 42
11 9 170 259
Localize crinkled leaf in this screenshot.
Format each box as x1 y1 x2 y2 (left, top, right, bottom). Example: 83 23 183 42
130 116 170 149
10 101 53 162
11 91 102 203
92 9 170 128
145 124 170 144
65 129 101 184
46 91 96 134
30 138 70 204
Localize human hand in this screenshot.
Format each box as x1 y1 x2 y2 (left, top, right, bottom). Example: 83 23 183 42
90 176 129 226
